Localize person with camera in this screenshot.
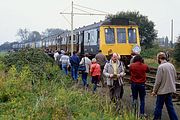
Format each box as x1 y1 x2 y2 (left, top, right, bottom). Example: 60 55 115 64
103 53 126 111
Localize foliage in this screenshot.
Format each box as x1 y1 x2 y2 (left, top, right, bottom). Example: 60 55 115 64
0 42 13 51
41 28 65 38
2 48 54 81
173 36 180 65
16 28 30 41
141 45 161 58
107 11 157 49
0 49 141 119
28 31 41 42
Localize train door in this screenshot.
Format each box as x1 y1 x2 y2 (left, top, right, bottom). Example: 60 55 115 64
80 31 84 55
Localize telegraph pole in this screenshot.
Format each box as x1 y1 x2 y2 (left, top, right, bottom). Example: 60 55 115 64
171 19 173 43
60 1 108 55
71 1 74 56
170 19 174 48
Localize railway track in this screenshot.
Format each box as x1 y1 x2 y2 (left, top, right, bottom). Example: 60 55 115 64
124 67 180 102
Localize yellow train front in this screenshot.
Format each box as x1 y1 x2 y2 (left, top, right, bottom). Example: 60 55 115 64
99 18 141 57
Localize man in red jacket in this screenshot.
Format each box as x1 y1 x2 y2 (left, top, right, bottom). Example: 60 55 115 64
130 55 149 117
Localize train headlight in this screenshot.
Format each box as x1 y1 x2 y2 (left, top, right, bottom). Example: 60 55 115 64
132 44 141 54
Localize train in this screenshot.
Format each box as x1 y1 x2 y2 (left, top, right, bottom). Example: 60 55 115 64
12 18 141 63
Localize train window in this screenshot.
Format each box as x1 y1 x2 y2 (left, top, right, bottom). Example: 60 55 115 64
105 28 115 44
117 28 126 43
128 28 137 43
88 33 90 40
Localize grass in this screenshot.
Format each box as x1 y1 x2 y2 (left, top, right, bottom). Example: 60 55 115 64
144 58 158 68
0 50 140 120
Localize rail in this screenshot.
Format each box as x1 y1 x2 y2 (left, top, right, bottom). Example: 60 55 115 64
124 67 180 102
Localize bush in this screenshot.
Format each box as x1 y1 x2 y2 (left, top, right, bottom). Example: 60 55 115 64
140 45 161 59
0 49 139 119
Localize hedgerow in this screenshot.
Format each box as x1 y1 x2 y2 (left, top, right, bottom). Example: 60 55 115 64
0 49 140 119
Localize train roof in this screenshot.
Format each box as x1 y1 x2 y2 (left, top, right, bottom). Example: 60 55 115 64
73 18 137 32
101 18 137 26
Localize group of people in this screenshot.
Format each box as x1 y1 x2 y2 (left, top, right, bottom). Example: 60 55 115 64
51 49 178 120
129 52 178 120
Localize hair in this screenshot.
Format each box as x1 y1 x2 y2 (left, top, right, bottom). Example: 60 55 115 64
133 55 143 63
92 58 96 63
131 52 137 56
84 53 89 57
157 52 166 60
73 51 76 55
108 49 113 55
98 50 102 52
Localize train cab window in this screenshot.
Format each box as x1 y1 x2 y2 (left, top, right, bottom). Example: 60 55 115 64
117 28 126 43
105 28 115 44
128 28 137 43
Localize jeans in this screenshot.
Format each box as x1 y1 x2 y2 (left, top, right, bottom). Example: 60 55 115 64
71 66 79 80
92 76 99 92
82 72 88 86
153 93 178 120
131 83 146 114
62 64 68 75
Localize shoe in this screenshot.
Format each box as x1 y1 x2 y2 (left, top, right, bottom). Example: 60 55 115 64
140 114 148 118
97 84 101 87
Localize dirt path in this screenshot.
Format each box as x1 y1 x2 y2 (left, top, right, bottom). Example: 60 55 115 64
96 82 180 120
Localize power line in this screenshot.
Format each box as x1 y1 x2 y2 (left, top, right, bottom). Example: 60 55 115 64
61 14 71 25
73 7 92 14
74 3 109 14
60 12 107 16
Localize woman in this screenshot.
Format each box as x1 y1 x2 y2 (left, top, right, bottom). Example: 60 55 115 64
90 58 101 93
79 53 91 89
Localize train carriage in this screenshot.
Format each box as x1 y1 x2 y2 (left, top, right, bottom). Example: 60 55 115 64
13 18 141 64
70 18 141 62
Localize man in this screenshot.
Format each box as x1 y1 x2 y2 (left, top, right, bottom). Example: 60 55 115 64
95 50 107 87
130 55 149 117
103 53 126 111
152 52 178 120
70 51 80 81
54 50 59 61
60 52 70 75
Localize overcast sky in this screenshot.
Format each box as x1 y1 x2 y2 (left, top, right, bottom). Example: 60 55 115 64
0 0 179 45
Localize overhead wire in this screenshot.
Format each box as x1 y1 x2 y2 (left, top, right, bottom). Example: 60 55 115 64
73 7 92 14
61 14 71 25
74 4 109 14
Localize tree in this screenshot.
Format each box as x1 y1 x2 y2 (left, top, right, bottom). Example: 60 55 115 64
107 11 157 49
28 31 41 42
173 36 180 64
0 42 12 51
16 28 30 41
41 28 64 38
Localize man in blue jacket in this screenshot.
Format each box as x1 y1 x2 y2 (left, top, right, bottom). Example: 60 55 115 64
70 51 80 82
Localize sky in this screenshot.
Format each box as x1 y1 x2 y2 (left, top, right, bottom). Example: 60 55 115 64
0 0 180 45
